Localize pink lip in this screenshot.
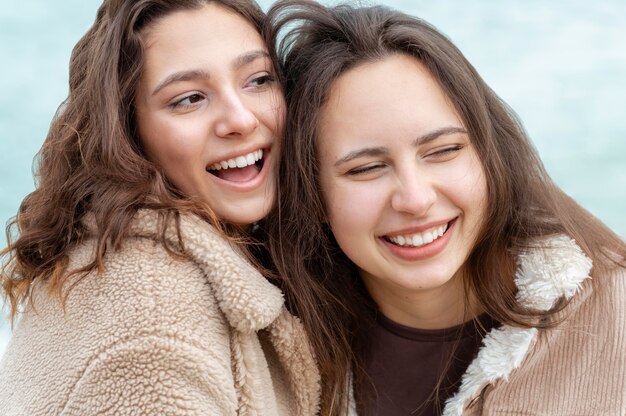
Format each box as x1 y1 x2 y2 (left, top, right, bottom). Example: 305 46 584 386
380 218 456 261
206 147 272 193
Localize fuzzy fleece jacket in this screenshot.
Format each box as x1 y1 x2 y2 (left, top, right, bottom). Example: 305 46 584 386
0 211 320 416
348 236 626 415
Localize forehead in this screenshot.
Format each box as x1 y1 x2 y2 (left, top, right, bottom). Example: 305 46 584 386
318 54 463 151
142 3 259 42
140 4 266 77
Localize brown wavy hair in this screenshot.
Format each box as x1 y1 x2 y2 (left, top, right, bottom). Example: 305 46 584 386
1 0 268 320
264 1 626 414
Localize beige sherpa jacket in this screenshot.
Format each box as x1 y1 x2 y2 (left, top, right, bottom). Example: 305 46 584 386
0 211 320 415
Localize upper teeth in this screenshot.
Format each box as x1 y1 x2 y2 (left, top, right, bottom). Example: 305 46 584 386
208 149 263 171
388 223 448 247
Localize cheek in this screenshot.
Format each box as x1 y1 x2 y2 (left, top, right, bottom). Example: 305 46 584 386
324 192 351 230
323 180 385 236
258 93 286 137
324 192 362 260
143 117 206 164
465 157 488 212
441 153 487 205
471 173 489 233
149 135 198 169
455 158 488 237
274 94 286 132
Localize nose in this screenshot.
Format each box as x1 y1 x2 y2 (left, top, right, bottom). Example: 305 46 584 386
214 92 259 138
390 169 437 216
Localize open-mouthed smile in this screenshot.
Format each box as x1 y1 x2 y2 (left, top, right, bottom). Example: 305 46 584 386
206 149 266 183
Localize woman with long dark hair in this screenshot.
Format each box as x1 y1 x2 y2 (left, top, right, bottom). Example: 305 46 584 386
266 1 626 414
0 1 318 414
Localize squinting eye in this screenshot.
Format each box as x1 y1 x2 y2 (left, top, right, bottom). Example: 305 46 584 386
428 145 464 158
346 163 385 176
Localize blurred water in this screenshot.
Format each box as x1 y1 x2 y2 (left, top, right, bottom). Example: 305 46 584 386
1 0 624 357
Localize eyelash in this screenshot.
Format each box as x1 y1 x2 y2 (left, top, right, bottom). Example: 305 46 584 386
346 163 385 176
167 73 276 111
248 74 275 88
168 93 205 110
428 144 464 157
346 144 465 175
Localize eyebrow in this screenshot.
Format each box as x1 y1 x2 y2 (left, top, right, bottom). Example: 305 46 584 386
333 126 468 167
412 126 467 147
233 50 270 70
151 69 211 96
151 50 271 96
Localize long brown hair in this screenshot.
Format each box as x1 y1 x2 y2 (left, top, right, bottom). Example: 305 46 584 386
1 0 268 320
264 1 626 414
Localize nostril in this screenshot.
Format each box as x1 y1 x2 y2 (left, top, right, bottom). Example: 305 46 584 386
215 113 259 138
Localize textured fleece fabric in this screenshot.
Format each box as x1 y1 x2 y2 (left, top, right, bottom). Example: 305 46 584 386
347 236 626 415
0 211 320 415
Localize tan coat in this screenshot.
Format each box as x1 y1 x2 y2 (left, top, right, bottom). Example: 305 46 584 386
442 236 626 415
344 236 626 415
0 211 320 415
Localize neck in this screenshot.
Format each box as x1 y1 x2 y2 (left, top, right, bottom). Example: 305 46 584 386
365 274 483 330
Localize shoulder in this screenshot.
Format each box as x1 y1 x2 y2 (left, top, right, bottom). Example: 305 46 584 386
495 265 626 414
532 262 626 367
61 209 284 337
0 232 236 416
585 264 626 327
465 240 626 414
65 229 229 340
471 266 626 415
19 212 241 359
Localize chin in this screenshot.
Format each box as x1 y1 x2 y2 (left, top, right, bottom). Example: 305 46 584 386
223 205 272 227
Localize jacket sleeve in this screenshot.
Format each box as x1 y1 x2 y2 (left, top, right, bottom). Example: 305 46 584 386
60 334 238 416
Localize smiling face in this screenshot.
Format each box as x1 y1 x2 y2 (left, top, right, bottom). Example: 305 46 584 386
135 3 284 225
318 54 488 328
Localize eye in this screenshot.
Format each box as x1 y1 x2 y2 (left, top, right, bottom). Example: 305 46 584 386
425 144 464 160
346 163 386 176
169 93 205 110
247 73 276 89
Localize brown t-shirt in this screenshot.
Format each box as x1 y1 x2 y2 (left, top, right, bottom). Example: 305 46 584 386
355 313 497 416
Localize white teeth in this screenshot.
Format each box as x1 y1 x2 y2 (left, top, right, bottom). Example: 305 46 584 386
388 223 449 248
208 149 264 171
235 156 247 168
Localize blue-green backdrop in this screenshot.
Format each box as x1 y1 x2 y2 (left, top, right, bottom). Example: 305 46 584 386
1 0 625 356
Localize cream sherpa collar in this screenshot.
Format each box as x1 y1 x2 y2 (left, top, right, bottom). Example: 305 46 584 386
442 235 592 415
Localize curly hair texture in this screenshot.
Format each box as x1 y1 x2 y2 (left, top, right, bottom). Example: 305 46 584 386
264 1 626 414
1 0 267 320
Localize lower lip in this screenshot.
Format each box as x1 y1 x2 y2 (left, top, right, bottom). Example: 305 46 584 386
381 219 456 261
207 148 272 192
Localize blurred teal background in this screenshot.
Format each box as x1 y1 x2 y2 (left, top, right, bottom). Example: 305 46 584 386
1 0 625 356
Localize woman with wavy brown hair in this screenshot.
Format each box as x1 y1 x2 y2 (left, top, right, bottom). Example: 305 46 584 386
0 0 319 415
265 1 626 415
